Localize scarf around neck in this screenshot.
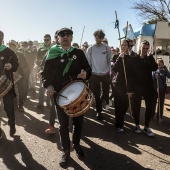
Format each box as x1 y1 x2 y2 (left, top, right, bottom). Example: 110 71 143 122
45 45 74 76
40 43 52 51
0 45 7 52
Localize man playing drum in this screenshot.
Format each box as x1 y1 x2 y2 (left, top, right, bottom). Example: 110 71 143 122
41 27 92 166
0 30 19 139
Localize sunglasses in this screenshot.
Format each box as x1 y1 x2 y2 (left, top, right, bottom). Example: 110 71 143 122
44 39 50 42
95 36 103 39
129 45 133 47
59 32 72 37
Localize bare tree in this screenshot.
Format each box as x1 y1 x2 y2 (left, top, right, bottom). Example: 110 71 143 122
131 0 170 23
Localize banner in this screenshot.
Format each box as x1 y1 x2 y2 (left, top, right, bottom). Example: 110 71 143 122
123 24 136 40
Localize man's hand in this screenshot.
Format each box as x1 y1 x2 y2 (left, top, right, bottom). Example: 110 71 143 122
4 63 12 70
77 69 87 80
46 85 54 97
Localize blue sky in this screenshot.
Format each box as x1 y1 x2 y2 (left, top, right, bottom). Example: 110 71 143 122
0 0 142 47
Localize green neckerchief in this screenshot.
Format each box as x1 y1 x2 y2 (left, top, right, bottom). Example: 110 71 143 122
45 45 74 76
40 43 52 51
0 45 7 52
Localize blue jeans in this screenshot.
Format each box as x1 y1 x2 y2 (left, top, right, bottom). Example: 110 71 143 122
3 92 15 126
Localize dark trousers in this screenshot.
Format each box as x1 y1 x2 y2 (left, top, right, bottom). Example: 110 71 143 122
3 92 15 126
89 74 110 113
152 89 165 119
133 94 153 127
56 104 84 151
114 86 129 128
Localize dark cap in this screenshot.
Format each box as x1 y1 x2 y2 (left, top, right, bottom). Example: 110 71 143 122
57 27 73 36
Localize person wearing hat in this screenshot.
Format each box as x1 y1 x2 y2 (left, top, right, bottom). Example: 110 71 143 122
8 40 28 112
41 27 92 166
35 34 52 110
0 31 19 139
82 41 88 54
35 34 57 135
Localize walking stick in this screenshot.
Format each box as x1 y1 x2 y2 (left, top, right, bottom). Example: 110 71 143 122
156 78 161 124
122 58 133 119
115 12 133 119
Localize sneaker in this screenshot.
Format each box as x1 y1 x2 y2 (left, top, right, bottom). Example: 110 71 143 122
96 112 101 120
59 150 70 166
73 145 84 159
10 125 16 137
117 128 125 134
134 125 142 134
0 128 2 140
45 124 55 134
143 127 154 137
105 104 110 110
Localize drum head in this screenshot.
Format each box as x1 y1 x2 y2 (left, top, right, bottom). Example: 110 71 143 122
58 81 84 106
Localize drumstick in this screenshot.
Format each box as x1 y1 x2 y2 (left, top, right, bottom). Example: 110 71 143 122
54 91 68 100
63 67 91 85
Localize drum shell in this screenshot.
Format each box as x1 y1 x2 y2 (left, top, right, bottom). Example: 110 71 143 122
0 74 13 98
13 72 22 84
57 80 94 117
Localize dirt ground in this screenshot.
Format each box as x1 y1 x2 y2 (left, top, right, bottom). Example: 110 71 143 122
0 86 170 170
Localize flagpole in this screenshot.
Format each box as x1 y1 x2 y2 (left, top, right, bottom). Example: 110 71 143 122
115 11 121 47
115 12 133 119
80 26 85 48
125 21 128 39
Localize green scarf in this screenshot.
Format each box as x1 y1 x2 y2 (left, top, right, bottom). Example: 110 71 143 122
0 45 7 52
40 43 52 51
45 45 74 76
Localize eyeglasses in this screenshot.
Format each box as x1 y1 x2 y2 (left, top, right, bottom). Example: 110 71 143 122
129 45 133 47
44 39 50 41
59 32 72 37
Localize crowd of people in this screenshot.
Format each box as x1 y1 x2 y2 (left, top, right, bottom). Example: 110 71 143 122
0 28 169 167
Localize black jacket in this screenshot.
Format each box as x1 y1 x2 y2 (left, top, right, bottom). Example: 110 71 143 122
0 47 19 97
132 54 158 96
42 48 92 93
112 55 134 93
